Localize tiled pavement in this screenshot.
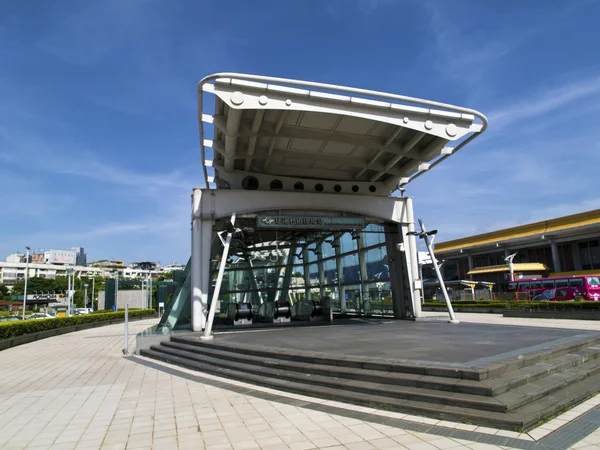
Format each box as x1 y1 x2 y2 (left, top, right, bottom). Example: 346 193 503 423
2 315 600 449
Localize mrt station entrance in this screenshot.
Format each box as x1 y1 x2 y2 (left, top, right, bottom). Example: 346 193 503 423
208 212 409 320
157 73 486 335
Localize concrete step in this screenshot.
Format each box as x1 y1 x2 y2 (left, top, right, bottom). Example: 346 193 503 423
481 336 600 380
510 370 600 430
170 335 481 380
497 355 600 412
152 342 505 412
140 347 525 430
484 346 600 396
162 340 490 396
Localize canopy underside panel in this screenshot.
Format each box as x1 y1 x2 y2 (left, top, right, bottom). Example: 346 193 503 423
199 74 487 195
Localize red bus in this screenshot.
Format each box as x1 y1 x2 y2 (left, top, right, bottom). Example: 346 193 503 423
506 275 600 301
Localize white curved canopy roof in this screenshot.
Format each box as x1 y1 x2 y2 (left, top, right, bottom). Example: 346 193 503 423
198 73 487 196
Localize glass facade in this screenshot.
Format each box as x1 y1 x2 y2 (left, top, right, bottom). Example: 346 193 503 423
211 223 392 315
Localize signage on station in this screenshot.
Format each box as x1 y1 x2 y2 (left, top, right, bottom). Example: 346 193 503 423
257 215 366 229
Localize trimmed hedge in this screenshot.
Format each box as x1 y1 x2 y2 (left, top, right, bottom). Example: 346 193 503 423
0 309 155 340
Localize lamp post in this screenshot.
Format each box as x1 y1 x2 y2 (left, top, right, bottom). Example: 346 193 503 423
66 268 73 316
504 253 518 282
91 277 95 311
84 284 89 309
22 246 31 320
407 220 459 324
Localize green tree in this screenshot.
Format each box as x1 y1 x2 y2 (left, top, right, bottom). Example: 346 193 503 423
0 283 9 300
157 271 173 282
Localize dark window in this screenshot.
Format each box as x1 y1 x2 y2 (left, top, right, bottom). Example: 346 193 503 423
518 282 530 289
369 185 376 192
293 182 304 191
555 279 568 288
315 183 324 192
351 185 359 192
507 282 517 291
542 280 555 288
530 281 542 289
334 185 342 192
570 278 584 287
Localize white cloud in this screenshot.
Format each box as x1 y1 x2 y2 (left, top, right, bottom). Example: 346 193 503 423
487 75 600 131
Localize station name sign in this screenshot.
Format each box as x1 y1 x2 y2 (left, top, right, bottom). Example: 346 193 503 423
257 215 366 229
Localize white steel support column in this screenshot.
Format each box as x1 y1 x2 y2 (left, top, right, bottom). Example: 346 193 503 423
191 218 204 331
419 219 458 324
191 189 214 332
551 240 561 273
404 197 422 318
202 214 235 340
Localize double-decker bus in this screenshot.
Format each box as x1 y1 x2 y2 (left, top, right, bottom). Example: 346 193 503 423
506 275 600 301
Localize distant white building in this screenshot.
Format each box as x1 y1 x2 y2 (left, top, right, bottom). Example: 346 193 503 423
43 247 87 266
6 253 26 263
0 262 104 290
161 263 186 272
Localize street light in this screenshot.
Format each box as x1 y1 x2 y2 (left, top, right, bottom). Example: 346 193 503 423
407 219 459 324
84 284 89 309
66 268 73 316
23 246 31 320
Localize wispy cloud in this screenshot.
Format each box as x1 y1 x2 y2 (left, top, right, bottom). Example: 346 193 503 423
0 128 195 192
487 74 600 131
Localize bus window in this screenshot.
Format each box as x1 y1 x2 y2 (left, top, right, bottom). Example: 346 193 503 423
507 282 517 291
542 280 555 288
570 278 584 287
586 277 600 287
555 279 568 288
530 281 542 289
518 282 530 289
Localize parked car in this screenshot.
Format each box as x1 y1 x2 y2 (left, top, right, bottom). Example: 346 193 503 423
75 308 92 315
0 316 22 322
26 313 55 320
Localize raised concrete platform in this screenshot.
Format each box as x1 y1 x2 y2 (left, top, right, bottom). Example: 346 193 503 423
142 318 600 431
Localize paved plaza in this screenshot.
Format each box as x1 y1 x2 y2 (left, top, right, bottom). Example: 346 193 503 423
2 316 600 449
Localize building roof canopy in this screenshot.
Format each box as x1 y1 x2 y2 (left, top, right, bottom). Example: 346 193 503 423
467 263 549 275
198 73 486 196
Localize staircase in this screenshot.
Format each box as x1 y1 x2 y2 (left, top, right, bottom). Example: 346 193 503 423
141 334 600 431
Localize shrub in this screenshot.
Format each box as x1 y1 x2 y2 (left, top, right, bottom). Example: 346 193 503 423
0 309 155 340
423 301 600 310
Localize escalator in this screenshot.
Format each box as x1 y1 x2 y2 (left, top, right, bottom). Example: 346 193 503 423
156 258 191 333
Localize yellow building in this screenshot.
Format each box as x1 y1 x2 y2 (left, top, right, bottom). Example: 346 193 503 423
434 209 600 291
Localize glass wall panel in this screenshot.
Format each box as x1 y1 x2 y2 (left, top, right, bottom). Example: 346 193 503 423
309 263 319 285
344 284 362 311
321 240 336 259
307 243 318 263
323 259 337 284
364 246 389 280
363 224 385 248
342 254 360 283
340 232 357 254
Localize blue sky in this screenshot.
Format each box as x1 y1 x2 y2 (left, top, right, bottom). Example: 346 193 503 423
1 0 600 264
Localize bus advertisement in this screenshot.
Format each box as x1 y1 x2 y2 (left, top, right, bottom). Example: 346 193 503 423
506 276 600 301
